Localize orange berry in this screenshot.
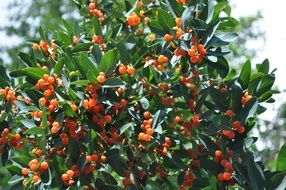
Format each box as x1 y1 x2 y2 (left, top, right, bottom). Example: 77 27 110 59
100 155 107 163
226 110 235 118
97 75 106 84
61 173 69 181
91 154 98 162
215 150 222 158
40 161 49 170
120 99 127 106
51 127 59 134
50 99 58 107
223 172 231 181
164 34 173 42
137 1 143 7
217 173 224 181
21 168 30 175
30 164 38 171
146 128 154 135
39 97 47 105
71 104 78 112
175 17 181 26
138 132 145 140
32 175 40 183
14 133 21 141
86 155 92 162
188 49 196 57
119 66 127 74
47 77 55 84
126 66 135 75
143 111 151 119
44 89 52 97
52 121 60 128
104 115 112 123
89 3 96 10
67 170 74 178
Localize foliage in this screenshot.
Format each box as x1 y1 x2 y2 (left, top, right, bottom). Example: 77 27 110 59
0 0 284 190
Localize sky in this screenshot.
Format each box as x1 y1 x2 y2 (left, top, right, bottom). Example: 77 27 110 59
0 0 286 121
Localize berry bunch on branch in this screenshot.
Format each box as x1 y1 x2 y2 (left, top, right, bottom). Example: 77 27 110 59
0 0 283 190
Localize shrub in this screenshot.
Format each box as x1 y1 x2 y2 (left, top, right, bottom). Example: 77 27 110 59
0 0 283 190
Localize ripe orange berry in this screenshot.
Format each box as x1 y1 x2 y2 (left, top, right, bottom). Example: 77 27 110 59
164 34 174 42
138 132 145 140
47 77 55 84
143 111 151 119
67 170 74 178
44 89 52 97
119 66 127 74
175 17 181 26
40 161 49 170
61 173 69 181
21 168 29 175
14 133 21 141
39 97 47 105
89 3 96 10
137 1 143 7
51 127 59 134
91 154 99 162
50 99 58 107
52 121 60 128
30 164 38 171
127 13 141 26
71 104 78 112
32 175 40 183
217 173 224 181
226 110 235 117
146 128 154 135
120 99 127 106
223 172 231 181
215 150 222 158
86 155 92 162
97 75 106 84
126 66 135 75
100 155 107 163
188 49 196 57
104 115 112 123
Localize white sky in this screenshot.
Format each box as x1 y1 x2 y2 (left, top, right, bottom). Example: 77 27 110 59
0 0 286 121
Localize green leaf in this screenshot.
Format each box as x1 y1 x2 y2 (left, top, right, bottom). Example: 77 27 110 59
92 16 103 36
199 134 218 154
10 67 49 81
158 8 175 32
21 119 38 129
238 97 258 125
74 53 99 80
120 122 134 135
230 81 243 113
245 153 265 190
54 57 64 76
91 45 102 64
71 43 93 53
116 42 130 63
148 20 165 36
256 74 275 96
209 88 227 111
139 97 149 110
39 26 47 41
190 18 208 30
256 59 269 74
70 80 90 86
23 127 45 135
8 175 24 185
102 77 125 88
18 52 35 67
98 49 118 74
181 7 193 30
277 144 286 171
238 60 251 89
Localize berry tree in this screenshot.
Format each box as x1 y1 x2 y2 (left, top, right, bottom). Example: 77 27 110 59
0 0 285 190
